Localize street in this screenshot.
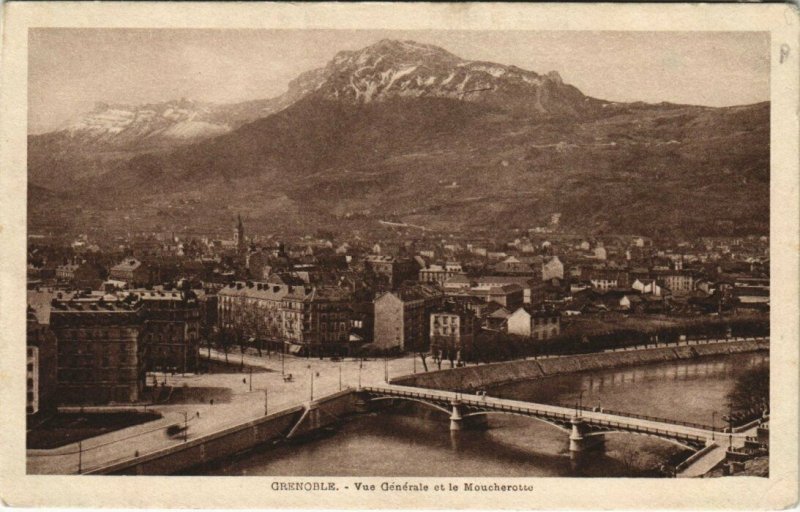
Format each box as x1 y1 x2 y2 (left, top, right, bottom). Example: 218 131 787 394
27 350 428 474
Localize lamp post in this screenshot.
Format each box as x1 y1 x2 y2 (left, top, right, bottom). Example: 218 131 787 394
182 411 188 443
249 367 253 392
310 368 314 401
712 411 717 440
727 402 733 449
384 354 389 383
264 388 268 416
358 358 362 389
78 440 83 474
339 362 342 391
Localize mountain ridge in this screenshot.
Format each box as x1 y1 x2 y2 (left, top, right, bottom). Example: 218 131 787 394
27 39 770 238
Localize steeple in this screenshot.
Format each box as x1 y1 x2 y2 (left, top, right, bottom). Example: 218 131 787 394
234 214 245 253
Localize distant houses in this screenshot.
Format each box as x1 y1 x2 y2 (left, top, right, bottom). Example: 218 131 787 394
109 258 152 287
506 306 561 340
55 260 103 290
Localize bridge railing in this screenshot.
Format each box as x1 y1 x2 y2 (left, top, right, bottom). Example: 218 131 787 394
564 404 723 432
362 387 712 442
580 417 708 444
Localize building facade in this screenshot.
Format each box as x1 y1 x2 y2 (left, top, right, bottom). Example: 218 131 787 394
55 261 103 289
373 285 443 351
444 275 536 304
132 289 201 373
542 256 564 282
26 308 58 419
49 299 145 405
217 281 352 355
418 262 465 285
109 258 151 287
654 270 697 295
429 302 480 355
506 307 561 341
364 256 419 290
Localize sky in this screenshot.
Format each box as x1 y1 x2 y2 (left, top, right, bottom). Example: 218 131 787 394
28 29 770 134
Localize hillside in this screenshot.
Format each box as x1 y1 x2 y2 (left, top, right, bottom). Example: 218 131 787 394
27 39 770 239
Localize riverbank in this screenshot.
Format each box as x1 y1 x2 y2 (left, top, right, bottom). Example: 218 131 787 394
390 337 769 391
76 338 767 475
194 351 768 479
90 390 357 475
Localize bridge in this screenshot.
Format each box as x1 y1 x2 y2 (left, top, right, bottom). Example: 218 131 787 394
356 385 742 458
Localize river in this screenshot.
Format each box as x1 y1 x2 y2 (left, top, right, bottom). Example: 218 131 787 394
192 351 768 477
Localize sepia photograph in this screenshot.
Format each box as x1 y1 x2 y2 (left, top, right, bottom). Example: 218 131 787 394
1 2 798 509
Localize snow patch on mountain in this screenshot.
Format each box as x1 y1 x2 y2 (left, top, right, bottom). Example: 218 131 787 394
159 120 230 140
386 65 419 90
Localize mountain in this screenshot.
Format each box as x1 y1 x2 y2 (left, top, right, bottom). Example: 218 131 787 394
293 39 594 117
27 96 291 188
27 39 770 239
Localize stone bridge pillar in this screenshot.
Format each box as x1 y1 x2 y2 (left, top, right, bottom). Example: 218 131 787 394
449 400 488 431
569 417 604 454
450 400 464 431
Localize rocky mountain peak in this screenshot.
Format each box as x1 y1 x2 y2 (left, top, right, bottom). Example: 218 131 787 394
287 39 590 116
331 39 464 69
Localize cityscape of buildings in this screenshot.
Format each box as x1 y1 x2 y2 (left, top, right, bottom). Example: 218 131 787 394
26 215 769 416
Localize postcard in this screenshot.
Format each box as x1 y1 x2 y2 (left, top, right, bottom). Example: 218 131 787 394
0 2 798 509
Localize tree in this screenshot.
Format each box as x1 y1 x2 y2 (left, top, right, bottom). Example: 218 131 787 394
236 328 247 369
416 351 429 372
219 328 231 364
617 443 645 474
727 365 769 422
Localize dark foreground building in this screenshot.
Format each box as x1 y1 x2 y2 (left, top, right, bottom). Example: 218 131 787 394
49 298 145 404
133 289 201 373
26 307 58 419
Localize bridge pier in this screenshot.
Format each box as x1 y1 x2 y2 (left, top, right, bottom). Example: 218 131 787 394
449 401 489 431
450 401 463 431
569 417 605 455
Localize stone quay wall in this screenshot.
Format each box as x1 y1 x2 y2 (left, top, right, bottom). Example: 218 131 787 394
390 338 769 391
90 390 358 475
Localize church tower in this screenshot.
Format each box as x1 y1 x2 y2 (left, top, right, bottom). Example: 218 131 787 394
234 214 245 253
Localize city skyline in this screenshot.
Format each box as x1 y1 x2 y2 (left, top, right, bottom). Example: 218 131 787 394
28 29 770 134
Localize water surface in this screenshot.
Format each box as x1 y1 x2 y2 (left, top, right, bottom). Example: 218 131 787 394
195 352 768 477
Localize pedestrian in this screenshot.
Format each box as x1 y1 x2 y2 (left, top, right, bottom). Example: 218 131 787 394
243 377 247 384
196 411 200 418
210 399 214 406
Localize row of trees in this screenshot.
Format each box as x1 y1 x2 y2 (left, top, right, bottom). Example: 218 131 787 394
424 317 770 365
727 365 769 425
197 315 768 369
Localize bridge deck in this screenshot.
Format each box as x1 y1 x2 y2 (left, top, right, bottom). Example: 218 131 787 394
364 385 749 446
